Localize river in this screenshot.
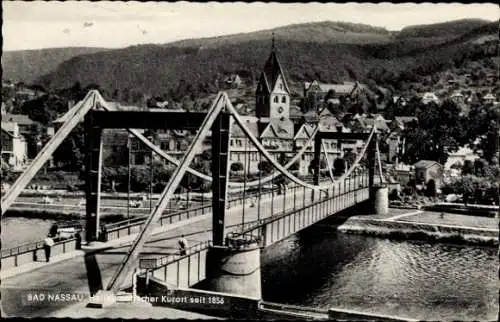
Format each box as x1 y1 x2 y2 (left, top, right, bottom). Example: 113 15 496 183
1 217 59 248
261 227 498 321
2 215 498 320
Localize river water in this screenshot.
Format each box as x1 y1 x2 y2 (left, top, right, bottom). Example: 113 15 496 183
2 215 498 320
1 217 59 248
261 227 498 321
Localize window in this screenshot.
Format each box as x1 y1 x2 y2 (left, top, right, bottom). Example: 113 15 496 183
281 96 286 103
230 139 234 147
280 83 283 90
274 96 278 103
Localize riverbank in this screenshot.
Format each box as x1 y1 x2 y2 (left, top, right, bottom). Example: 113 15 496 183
333 209 498 247
3 207 129 222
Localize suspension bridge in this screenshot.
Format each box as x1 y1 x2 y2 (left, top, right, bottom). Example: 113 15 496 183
1 90 390 317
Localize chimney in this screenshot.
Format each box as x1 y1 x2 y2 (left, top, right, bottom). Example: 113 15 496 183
68 100 75 111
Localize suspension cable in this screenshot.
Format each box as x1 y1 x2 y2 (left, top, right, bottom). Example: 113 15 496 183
226 100 377 191
242 138 248 232
98 92 376 193
96 93 320 189
257 149 262 221
95 91 375 192
375 139 385 184
321 140 335 182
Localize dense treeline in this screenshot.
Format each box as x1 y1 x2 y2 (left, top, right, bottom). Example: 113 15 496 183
30 21 497 101
390 99 499 165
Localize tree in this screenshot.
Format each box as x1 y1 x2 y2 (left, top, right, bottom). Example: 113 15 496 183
344 150 357 168
462 160 474 175
466 103 500 163
425 179 436 197
230 162 244 172
473 159 488 177
258 161 273 174
308 157 327 175
398 99 467 165
333 158 346 176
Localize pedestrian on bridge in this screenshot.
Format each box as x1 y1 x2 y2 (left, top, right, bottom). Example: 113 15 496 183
43 235 55 262
49 224 59 238
178 234 188 256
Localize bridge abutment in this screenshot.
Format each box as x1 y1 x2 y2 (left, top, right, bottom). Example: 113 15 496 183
371 185 389 215
205 236 262 299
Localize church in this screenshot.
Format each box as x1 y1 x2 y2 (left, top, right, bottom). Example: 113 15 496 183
228 38 346 176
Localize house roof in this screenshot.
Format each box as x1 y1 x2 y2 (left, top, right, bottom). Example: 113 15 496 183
304 81 356 96
394 116 418 124
355 116 390 133
224 74 241 83
259 118 294 139
294 123 315 140
289 105 303 118
231 116 259 138
413 160 442 169
302 110 319 123
318 113 342 131
2 113 37 126
1 121 17 133
1 127 14 138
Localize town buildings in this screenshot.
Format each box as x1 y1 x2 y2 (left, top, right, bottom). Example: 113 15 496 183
1 120 28 171
413 160 444 189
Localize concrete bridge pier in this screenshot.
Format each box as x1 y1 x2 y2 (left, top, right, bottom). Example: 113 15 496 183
205 236 262 299
372 185 389 215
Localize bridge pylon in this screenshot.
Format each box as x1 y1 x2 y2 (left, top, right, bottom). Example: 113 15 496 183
205 234 262 299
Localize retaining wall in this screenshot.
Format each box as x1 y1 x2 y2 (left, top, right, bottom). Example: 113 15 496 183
137 276 259 319
338 218 498 246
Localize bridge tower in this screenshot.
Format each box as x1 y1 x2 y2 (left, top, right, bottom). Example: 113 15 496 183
369 135 389 215
205 111 262 299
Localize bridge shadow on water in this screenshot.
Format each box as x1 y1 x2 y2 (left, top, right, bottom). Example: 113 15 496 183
260 200 375 305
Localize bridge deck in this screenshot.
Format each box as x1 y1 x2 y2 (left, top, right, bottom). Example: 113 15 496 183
1 176 368 317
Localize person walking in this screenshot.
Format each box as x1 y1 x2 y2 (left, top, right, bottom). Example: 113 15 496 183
43 235 55 262
75 231 82 249
49 224 59 238
178 234 188 256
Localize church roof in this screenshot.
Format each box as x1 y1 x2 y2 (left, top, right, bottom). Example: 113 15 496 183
260 50 290 94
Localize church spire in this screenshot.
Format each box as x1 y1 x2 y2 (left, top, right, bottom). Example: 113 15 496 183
271 32 276 52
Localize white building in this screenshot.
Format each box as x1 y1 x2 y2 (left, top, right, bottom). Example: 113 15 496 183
422 92 440 105
1 121 28 171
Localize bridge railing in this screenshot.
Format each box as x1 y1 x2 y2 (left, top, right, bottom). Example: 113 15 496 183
100 187 279 241
229 172 370 246
136 218 266 289
1 236 79 270
138 240 213 289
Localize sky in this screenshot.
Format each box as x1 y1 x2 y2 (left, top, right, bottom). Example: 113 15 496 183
3 2 499 51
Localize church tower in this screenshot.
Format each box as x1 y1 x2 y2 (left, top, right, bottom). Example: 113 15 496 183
255 34 290 120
